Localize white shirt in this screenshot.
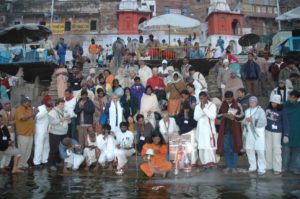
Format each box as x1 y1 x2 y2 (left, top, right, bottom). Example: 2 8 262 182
115 130 134 149
64 97 77 118
138 65 152 86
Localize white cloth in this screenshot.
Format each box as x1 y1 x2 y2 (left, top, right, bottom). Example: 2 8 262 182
65 152 85 170
33 105 50 165
246 149 266 173
265 130 282 172
192 72 207 91
83 136 98 166
243 106 267 151
194 101 217 165
140 94 160 128
96 134 116 166
185 129 198 165
138 66 152 86
213 46 223 58
158 118 179 142
64 97 77 118
194 102 217 149
114 130 135 169
109 101 123 132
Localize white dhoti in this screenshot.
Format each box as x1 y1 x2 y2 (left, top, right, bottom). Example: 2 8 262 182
83 148 97 166
65 153 85 170
99 150 115 166
115 148 135 170
184 129 198 165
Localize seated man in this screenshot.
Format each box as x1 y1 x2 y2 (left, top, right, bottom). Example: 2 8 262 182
83 127 100 171
114 122 135 175
135 114 154 153
59 137 85 172
0 115 23 174
96 124 116 169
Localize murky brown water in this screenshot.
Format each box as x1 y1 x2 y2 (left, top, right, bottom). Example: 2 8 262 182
1 167 300 199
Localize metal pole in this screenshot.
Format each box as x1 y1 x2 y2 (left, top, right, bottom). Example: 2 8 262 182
50 0 54 29
276 0 281 31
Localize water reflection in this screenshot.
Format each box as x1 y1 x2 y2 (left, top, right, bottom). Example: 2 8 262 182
0 169 300 199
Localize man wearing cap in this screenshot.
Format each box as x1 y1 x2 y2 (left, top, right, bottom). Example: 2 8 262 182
158 59 169 82
33 96 52 168
270 80 291 104
74 89 95 146
242 53 261 96
243 96 267 175
189 67 208 92
0 99 16 171
15 95 37 169
55 38 67 65
265 94 289 174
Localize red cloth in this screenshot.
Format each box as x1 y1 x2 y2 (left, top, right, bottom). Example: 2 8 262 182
227 54 239 64
42 95 52 107
0 77 10 90
146 76 165 90
217 99 243 156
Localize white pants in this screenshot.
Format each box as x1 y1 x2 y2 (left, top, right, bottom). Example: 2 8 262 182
99 150 115 166
265 130 282 172
89 53 97 66
17 135 33 169
198 149 216 165
83 148 97 166
33 130 50 165
115 148 135 170
246 149 266 173
65 153 85 170
0 132 16 168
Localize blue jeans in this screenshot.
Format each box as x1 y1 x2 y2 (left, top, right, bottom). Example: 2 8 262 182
282 146 300 172
58 54 65 65
224 133 238 168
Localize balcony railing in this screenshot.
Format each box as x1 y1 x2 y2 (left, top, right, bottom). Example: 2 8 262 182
0 49 52 64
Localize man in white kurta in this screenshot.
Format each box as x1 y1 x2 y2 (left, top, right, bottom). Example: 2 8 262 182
243 96 267 175
97 125 116 167
194 92 217 167
158 112 179 143
33 103 50 167
138 60 152 86
114 122 135 174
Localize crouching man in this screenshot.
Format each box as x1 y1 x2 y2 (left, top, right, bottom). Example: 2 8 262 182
59 137 84 172
96 124 116 169
114 122 135 175
83 126 100 171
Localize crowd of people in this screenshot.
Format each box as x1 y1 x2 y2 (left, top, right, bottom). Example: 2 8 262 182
0 33 300 178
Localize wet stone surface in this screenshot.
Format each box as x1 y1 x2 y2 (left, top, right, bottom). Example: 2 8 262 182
1 165 300 199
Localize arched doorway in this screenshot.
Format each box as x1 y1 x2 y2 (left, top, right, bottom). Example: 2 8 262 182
138 17 147 25
232 19 241 35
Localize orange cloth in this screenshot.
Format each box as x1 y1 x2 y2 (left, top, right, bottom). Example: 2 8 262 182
15 105 35 136
128 121 135 133
167 99 181 116
106 74 114 86
140 143 172 177
88 44 100 54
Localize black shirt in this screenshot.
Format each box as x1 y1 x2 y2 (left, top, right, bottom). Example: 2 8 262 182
0 126 11 151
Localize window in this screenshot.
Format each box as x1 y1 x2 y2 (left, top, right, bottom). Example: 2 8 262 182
150 5 154 12
90 20 97 31
274 7 278 14
267 7 273 14
182 8 189 16
65 21 71 31
261 6 266 13
164 6 170 14
256 6 261 13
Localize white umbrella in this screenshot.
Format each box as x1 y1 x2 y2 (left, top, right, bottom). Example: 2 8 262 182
139 14 201 44
276 6 300 21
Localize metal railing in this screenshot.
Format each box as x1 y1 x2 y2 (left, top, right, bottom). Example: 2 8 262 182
0 49 51 64
142 46 207 60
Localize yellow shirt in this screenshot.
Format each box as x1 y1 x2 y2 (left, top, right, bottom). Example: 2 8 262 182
15 105 35 136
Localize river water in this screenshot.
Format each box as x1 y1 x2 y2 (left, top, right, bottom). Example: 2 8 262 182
1 166 300 199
